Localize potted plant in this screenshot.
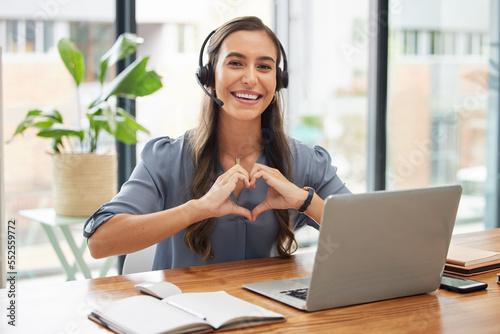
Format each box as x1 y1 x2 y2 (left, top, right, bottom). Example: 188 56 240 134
9 33 162 217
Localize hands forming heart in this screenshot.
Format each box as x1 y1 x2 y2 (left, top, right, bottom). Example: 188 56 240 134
197 163 306 222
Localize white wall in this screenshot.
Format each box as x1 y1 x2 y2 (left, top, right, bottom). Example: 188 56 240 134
390 0 489 31
0 0 114 22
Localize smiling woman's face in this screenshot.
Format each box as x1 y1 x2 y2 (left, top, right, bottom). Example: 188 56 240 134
214 29 278 122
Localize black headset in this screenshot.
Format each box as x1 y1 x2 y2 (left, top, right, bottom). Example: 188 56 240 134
195 29 289 106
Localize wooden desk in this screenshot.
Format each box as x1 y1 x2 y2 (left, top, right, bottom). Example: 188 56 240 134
1 229 499 333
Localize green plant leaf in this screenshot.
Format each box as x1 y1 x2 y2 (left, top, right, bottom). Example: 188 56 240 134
112 120 139 144
37 125 85 141
102 104 117 134
117 108 150 134
90 56 162 108
92 114 137 145
11 116 38 138
36 124 84 152
86 107 106 153
99 33 144 84
51 138 63 153
26 109 43 117
58 38 85 86
9 108 63 139
46 109 64 123
32 121 56 130
87 106 150 147
112 112 150 144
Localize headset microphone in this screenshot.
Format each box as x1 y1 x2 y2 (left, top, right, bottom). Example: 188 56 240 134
195 73 224 106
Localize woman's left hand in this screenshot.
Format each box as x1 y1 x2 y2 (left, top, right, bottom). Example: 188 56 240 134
248 163 306 221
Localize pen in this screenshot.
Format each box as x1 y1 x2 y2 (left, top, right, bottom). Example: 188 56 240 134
167 301 208 320
89 312 133 334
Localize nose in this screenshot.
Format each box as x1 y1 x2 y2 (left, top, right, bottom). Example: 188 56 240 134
242 67 257 86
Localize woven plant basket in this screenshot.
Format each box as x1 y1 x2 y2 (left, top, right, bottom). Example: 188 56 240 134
52 153 117 217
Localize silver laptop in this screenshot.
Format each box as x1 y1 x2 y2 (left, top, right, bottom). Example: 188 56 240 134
243 185 462 311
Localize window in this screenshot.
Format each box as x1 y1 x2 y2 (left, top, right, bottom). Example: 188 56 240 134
284 0 368 194
2 19 56 54
430 113 459 185
464 32 487 56
2 6 116 285
388 0 492 232
25 20 36 52
403 30 418 55
2 0 281 284
6 20 18 52
43 21 54 52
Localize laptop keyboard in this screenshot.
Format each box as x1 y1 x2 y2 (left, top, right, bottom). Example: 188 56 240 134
280 288 309 300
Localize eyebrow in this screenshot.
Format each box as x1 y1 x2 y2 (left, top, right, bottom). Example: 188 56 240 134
226 52 276 63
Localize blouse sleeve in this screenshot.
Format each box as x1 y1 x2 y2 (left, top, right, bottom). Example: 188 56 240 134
307 145 350 198
291 141 351 230
83 137 174 238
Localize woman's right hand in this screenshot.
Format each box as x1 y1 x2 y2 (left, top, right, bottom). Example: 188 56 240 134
196 165 252 220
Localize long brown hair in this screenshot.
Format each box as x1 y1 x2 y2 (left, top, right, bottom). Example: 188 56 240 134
185 16 297 261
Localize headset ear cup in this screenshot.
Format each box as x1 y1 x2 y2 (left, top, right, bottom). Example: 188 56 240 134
196 65 209 86
197 64 213 87
204 63 213 88
281 70 288 89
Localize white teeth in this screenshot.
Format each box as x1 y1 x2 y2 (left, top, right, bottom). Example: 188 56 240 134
235 92 259 100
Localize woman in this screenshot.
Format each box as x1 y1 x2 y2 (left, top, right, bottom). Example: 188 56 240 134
84 16 350 269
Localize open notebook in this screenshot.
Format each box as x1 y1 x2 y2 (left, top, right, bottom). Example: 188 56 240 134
89 283 284 333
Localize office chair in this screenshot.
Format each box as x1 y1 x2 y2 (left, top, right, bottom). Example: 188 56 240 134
122 244 157 275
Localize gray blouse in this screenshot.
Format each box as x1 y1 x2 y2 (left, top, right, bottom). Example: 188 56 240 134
84 134 350 269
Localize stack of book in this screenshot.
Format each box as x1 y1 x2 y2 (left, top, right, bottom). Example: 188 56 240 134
445 245 500 276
